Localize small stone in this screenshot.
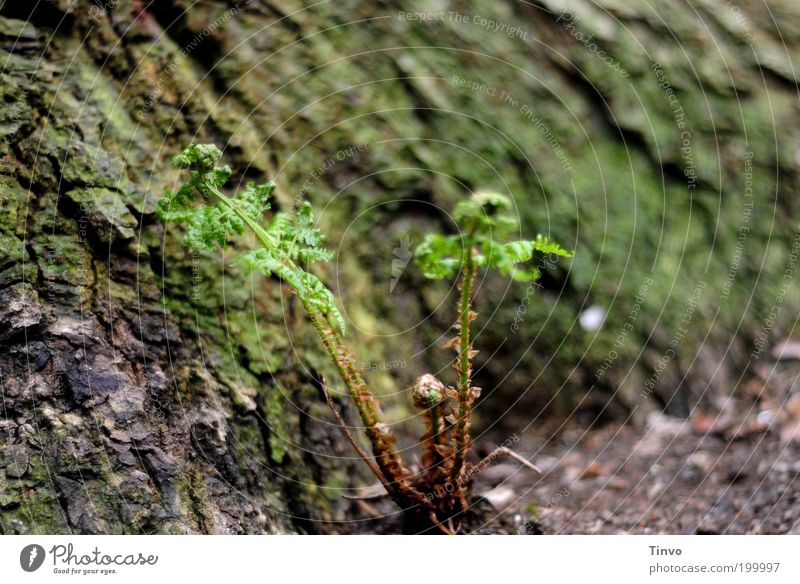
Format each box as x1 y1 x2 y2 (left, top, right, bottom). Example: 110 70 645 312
647 412 687 436
757 409 777 426
687 450 714 473
482 485 517 511
534 455 559 472
109 429 132 443
647 481 666 500
579 461 612 479
785 393 800 418
771 338 800 360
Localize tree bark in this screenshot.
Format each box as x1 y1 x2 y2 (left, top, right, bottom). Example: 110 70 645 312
0 0 373 534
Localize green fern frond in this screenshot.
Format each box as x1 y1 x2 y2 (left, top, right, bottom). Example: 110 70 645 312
415 233 462 279
157 143 345 335
414 190 573 284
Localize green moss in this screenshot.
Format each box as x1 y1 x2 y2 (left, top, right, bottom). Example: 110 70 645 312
526 500 541 524
0 448 69 535
0 177 22 235
65 187 137 243
264 384 288 464
175 462 214 534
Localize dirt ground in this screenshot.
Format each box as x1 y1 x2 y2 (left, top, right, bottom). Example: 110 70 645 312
348 410 800 534
483 412 800 534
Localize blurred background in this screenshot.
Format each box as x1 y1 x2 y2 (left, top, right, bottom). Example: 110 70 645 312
1 0 799 533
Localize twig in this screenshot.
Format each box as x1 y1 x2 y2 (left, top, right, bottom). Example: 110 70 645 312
471 446 543 479
342 483 390 501
354 499 381 518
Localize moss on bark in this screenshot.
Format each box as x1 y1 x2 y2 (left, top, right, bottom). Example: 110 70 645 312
1 0 799 533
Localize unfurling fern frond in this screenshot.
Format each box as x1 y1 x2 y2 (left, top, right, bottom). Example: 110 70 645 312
415 190 573 285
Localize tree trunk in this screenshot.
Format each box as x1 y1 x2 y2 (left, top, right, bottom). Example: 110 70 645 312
1 0 799 534
0 0 374 534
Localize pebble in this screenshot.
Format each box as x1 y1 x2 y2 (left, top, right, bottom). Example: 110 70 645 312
647 481 666 500
483 485 518 510
686 450 714 473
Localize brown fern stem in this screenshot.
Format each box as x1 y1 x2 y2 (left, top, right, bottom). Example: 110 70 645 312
419 402 446 479
448 245 477 506
304 303 436 514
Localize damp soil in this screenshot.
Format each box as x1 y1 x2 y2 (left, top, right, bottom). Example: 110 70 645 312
345 415 800 534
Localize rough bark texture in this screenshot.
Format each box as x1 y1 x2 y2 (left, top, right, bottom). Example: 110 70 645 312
1 0 799 534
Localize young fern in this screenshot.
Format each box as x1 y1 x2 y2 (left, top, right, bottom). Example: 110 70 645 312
158 144 345 334
158 145 572 532
415 191 572 509
157 144 431 517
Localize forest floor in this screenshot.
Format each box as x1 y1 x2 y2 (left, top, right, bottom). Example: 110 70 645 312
484 410 800 535
348 407 800 534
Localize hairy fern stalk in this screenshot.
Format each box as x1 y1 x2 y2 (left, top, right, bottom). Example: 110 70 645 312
415 192 572 512
158 144 571 532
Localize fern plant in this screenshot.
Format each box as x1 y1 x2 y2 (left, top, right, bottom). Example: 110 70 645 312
414 191 572 511
158 144 571 533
